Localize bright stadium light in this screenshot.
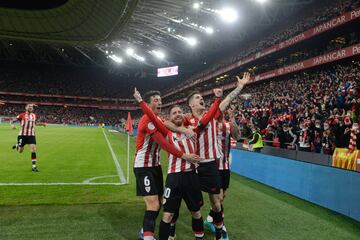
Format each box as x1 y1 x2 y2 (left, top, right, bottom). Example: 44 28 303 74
185 37 198 46
255 0 268 3
126 48 135 55
205 26 214 34
193 2 200 9
109 55 123 63
151 50 166 59
218 7 238 23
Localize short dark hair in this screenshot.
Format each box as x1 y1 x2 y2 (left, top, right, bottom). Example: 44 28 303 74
186 91 200 105
169 105 182 115
143 90 161 103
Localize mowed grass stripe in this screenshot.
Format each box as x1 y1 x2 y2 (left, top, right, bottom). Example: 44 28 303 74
0 125 121 183
0 125 359 239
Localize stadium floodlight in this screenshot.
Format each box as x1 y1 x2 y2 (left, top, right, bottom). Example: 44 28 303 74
126 48 135 55
109 55 123 63
255 0 268 3
205 26 214 34
151 50 166 60
105 50 109 54
193 2 200 9
185 37 198 46
218 7 238 23
138 56 145 62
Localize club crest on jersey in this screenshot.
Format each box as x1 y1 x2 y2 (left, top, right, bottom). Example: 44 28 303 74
145 186 151 193
147 122 155 130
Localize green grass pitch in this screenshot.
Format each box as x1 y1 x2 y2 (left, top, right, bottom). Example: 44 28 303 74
0 124 359 239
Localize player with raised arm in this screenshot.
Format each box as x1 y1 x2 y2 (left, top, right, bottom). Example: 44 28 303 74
165 72 251 240
11 104 46 172
134 87 223 240
133 90 200 240
208 73 250 239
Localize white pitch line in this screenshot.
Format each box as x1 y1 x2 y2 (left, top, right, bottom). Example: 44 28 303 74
102 129 126 183
0 182 127 186
82 175 118 184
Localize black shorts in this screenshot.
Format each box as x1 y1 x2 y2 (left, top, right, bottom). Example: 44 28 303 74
17 135 36 147
219 170 231 191
134 166 164 197
163 171 203 213
196 161 221 194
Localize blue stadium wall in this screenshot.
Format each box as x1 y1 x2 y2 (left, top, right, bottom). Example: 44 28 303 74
230 150 360 222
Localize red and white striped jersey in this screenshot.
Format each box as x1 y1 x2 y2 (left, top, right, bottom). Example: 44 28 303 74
167 131 196 174
217 120 232 170
134 115 162 168
187 114 220 162
16 112 36 136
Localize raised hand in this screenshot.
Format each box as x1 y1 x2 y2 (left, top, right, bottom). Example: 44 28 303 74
236 72 251 87
133 88 143 103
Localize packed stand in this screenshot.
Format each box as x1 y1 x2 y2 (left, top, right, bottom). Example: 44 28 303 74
0 66 138 98
161 60 360 155
233 61 360 155
0 104 140 127
174 0 359 91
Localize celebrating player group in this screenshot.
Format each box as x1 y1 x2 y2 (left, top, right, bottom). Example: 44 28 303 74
133 72 251 240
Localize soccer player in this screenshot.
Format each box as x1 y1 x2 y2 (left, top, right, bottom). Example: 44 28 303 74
166 72 251 240
134 88 223 240
133 90 201 240
11 104 46 172
204 105 242 238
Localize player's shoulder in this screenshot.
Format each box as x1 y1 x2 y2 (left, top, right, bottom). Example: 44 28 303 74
138 115 156 131
139 115 151 125
186 115 198 125
17 112 25 118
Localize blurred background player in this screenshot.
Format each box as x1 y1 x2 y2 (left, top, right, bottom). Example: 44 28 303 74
11 104 46 172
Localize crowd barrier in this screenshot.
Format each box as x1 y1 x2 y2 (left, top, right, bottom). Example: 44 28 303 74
230 149 360 222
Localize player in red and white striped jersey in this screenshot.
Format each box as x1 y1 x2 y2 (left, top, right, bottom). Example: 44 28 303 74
11 104 46 172
166 72 251 240
135 88 223 240
205 105 242 237
133 90 200 240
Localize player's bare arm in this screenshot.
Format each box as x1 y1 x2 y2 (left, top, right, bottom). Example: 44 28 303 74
219 72 251 112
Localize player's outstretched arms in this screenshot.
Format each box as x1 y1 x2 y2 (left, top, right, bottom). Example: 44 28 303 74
151 131 201 161
219 72 251 112
134 88 168 136
164 121 197 142
199 88 222 127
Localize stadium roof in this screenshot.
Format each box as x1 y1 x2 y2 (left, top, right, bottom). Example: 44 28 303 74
0 0 315 81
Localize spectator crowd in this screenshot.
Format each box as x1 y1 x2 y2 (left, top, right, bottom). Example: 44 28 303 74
183 61 360 155
1 0 359 156
173 0 360 93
